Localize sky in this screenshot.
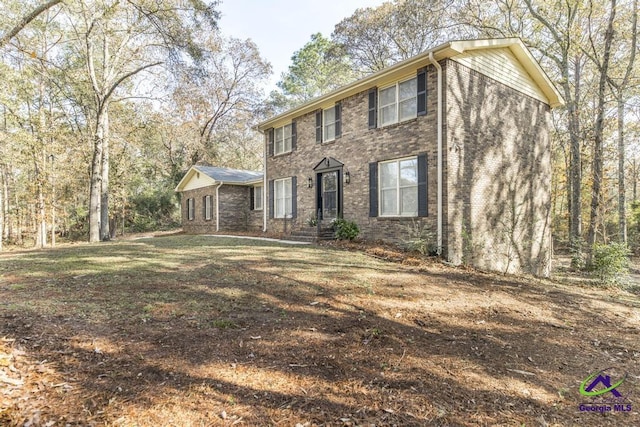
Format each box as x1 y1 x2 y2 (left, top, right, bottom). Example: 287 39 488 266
216 0 387 92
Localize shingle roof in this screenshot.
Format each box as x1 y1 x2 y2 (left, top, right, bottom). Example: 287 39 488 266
195 166 263 184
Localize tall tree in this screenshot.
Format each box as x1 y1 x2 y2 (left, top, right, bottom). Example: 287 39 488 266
584 0 617 263
607 0 638 243
171 35 271 167
64 0 218 242
272 33 355 109
332 0 458 73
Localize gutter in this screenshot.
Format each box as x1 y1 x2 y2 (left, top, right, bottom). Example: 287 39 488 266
261 130 267 232
429 52 443 256
215 182 223 232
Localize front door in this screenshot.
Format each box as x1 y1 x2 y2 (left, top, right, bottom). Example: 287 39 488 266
322 171 338 219
320 170 339 220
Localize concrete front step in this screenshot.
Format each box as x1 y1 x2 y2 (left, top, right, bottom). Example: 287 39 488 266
284 227 335 242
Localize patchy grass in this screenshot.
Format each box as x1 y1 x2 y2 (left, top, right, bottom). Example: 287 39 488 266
1 235 639 426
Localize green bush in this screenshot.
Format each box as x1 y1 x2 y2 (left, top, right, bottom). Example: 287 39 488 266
591 242 631 285
402 220 437 256
332 218 360 241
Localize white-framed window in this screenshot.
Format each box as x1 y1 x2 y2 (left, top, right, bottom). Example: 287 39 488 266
187 198 195 221
274 124 292 155
378 77 417 127
254 185 263 211
323 107 336 142
274 177 292 219
379 157 418 217
203 195 213 220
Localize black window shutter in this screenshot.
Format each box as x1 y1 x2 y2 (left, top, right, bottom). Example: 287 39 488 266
368 88 377 129
417 153 428 217
249 187 255 210
291 176 297 219
417 69 427 116
369 162 378 217
268 180 274 219
335 103 342 139
267 128 274 156
315 110 322 143
291 121 297 151
202 196 206 219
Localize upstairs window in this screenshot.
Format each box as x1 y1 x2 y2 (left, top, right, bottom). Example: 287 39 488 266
379 77 417 127
369 69 426 129
274 124 292 155
323 107 336 142
315 103 341 143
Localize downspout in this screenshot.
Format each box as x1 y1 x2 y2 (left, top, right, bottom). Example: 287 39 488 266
429 51 443 255
215 182 223 232
261 131 267 232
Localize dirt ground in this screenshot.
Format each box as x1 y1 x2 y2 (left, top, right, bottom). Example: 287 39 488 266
1 235 639 426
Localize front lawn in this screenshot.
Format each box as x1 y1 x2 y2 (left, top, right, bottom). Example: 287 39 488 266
1 235 638 426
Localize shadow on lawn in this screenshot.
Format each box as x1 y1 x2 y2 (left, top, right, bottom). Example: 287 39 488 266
1 236 639 426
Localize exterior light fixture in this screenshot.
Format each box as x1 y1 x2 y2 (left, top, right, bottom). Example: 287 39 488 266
344 171 351 184
308 177 313 188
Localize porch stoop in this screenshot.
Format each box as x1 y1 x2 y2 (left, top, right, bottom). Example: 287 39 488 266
283 226 335 243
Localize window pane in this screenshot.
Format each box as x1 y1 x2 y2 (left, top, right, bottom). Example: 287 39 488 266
400 158 418 185
284 136 292 152
324 107 335 124
324 123 335 141
380 105 397 126
380 162 398 188
381 188 397 216
380 86 396 106
399 99 417 121
275 127 283 142
400 187 418 216
399 78 417 101
284 124 292 139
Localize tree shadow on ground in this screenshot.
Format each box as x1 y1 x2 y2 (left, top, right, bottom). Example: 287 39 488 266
1 236 638 426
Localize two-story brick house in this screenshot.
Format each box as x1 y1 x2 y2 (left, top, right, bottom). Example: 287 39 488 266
255 38 563 276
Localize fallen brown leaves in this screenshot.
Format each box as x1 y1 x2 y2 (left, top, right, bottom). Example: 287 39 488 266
0 235 639 426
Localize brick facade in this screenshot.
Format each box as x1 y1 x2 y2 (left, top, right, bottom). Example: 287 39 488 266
265 58 552 276
181 185 263 234
266 65 439 240
444 60 552 276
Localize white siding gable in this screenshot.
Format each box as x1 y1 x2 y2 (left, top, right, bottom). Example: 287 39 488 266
182 171 216 191
451 47 548 105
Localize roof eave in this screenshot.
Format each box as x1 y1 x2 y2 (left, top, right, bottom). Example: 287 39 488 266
257 38 565 130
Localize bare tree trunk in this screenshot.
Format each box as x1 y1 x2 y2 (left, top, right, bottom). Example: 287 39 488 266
568 57 583 261
0 168 3 252
586 0 616 265
634 158 638 202
100 108 110 241
3 168 10 241
89 122 104 243
618 97 627 243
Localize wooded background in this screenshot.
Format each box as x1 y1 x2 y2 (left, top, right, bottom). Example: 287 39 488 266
0 0 638 267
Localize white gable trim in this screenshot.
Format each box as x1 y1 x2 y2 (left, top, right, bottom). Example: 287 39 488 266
175 166 217 192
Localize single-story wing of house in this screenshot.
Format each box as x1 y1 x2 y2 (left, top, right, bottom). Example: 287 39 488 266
175 165 264 234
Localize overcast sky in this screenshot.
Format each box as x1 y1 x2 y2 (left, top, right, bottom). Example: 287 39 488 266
216 0 387 92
